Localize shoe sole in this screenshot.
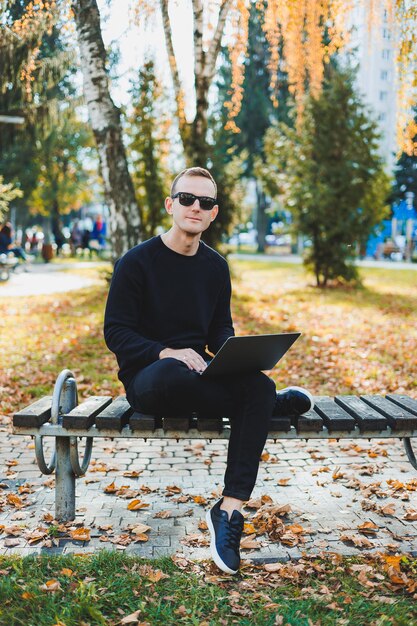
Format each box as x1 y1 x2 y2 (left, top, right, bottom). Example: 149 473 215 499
205 510 238 575
278 386 314 411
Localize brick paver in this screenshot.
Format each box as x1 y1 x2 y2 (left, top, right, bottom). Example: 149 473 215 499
1 424 416 563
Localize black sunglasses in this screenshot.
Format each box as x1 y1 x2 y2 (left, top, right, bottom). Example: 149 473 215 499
171 192 217 211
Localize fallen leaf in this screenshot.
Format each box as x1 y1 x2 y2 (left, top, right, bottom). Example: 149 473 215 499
127 499 149 511
358 521 378 535
69 528 91 541
130 524 151 535
119 610 141 624
40 579 62 592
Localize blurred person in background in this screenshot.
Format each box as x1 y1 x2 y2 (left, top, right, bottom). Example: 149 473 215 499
0 222 28 262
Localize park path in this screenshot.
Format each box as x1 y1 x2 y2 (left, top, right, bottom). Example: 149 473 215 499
230 253 417 270
0 261 107 297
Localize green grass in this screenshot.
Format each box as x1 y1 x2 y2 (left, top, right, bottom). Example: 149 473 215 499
0 552 416 625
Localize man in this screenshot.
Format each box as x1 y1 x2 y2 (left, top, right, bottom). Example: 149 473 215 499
104 167 313 575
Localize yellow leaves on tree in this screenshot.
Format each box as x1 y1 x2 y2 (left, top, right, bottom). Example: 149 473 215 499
10 1 58 99
224 0 250 133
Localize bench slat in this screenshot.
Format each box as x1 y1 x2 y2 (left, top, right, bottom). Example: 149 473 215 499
386 394 417 417
270 416 292 432
361 395 417 431
293 408 323 433
62 396 112 429
129 412 157 431
335 396 388 432
162 416 191 432
95 396 132 431
196 416 224 432
314 397 356 432
13 396 52 427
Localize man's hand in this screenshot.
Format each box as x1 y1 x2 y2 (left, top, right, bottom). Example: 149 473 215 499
159 347 207 372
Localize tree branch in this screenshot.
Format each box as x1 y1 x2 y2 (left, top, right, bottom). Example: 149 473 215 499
159 0 188 143
192 0 204 79
206 0 233 80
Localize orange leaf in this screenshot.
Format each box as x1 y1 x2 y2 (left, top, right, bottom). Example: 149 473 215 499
40 579 61 592
288 523 305 535
193 495 207 504
6 494 24 508
21 591 34 600
127 499 149 510
60 568 74 577
69 528 90 541
358 521 378 534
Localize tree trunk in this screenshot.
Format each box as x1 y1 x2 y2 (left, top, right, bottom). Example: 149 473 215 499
161 0 232 167
71 0 140 258
256 181 268 253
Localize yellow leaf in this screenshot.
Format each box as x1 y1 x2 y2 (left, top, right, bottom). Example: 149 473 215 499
69 528 91 541
40 579 61 592
60 568 74 577
243 522 256 534
127 499 149 510
21 591 34 600
193 495 207 504
382 555 402 571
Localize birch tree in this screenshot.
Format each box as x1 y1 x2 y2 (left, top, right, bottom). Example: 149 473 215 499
156 0 235 166
71 0 140 258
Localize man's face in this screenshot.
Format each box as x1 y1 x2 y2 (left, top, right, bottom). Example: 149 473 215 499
165 175 218 236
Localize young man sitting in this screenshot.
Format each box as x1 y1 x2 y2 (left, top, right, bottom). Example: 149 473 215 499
104 167 313 574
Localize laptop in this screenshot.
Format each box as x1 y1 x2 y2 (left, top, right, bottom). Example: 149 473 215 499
201 332 301 377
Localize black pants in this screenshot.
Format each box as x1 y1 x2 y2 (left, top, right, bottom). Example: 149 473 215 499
126 358 277 501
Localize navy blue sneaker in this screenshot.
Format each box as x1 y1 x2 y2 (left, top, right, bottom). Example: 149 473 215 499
274 386 314 416
206 498 244 575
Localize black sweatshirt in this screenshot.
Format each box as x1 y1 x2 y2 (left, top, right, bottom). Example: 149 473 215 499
103 235 235 390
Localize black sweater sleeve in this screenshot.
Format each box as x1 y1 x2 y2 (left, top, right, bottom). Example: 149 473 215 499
103 253 165 373
206 264 235 355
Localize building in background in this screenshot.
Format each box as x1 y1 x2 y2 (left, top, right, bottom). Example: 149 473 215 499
346 3 397 173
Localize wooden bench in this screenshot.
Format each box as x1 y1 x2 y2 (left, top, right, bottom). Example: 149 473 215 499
12 369 417 522
0 253 19 282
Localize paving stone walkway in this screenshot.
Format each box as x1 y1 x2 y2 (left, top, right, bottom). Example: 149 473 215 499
1 425 416 563
0 261 106 297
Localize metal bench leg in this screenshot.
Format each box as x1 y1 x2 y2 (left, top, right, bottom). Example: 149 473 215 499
55 437 76 521
51 370 78 521
404 438 417 471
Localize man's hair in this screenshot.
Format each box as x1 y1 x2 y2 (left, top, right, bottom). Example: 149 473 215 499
170 167 217 198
